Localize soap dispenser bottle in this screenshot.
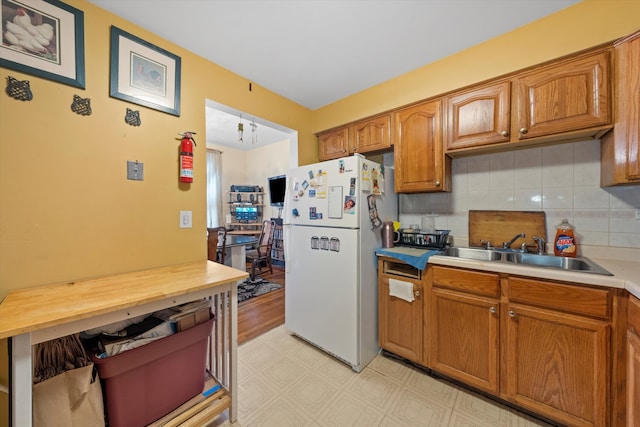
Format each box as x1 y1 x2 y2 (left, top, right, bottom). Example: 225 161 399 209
554 218 577 257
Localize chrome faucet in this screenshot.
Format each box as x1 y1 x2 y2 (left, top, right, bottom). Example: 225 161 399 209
532 236 546 255
503 232 525 249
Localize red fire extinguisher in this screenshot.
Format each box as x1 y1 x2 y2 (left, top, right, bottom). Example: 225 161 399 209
179 131 196 183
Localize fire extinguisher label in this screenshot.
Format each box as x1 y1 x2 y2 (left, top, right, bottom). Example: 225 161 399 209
180 155 193 177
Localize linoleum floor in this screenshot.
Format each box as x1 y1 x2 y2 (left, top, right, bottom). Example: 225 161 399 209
208 325 556 427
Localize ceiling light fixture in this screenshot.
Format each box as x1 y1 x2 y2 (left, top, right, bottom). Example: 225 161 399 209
237 116 244 143
250 120 257 145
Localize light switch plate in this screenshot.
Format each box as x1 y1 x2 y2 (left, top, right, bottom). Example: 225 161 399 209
180 210 192 228
127 161 144 181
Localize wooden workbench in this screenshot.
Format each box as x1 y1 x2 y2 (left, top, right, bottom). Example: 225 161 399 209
0 260 248 426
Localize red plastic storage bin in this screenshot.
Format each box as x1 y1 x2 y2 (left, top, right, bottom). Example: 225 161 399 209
91 317 213 427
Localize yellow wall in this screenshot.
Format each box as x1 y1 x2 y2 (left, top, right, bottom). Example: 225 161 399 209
0 3 312 423
1 0 639 425
0 0 313 295
312 0 640 132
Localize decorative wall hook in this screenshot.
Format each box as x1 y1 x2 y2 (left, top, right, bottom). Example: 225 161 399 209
125 108 141 126
5 76 33 101
71 94 91 116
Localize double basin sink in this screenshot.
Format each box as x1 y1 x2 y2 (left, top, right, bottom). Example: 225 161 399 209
440 247 613 276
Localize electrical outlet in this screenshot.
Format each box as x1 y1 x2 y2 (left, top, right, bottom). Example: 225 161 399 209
127 160 144 181
180 211 192 228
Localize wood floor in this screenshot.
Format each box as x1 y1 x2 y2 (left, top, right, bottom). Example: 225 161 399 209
237 264 285 345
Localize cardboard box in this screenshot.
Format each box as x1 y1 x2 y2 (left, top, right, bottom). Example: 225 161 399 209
174 305 211 332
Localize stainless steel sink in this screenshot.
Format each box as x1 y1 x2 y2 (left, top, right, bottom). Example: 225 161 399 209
502 252 613 275
442 247 503 261
440 247 613 275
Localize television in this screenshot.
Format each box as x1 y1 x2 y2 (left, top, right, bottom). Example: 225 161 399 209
268 175 286 207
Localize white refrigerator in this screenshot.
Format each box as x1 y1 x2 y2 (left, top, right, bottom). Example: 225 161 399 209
283 155 397 372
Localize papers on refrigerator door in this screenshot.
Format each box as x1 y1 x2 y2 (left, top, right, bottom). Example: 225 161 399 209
361 162 371 192
328 186 343 218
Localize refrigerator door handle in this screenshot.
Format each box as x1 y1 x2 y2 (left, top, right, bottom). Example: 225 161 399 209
284 225 292 273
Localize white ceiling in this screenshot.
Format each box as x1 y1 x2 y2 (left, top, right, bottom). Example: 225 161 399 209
88 0 581 149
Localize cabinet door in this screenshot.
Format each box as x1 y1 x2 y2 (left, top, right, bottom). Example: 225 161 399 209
504 303 610 427
352 114 392 154
601 31 640 186
318 127 349 161
393 99 450 193
445 81 511 151
430 287 499 394
629 294 640 427
513 50 611 141
379 276 422 363
629 331 640 427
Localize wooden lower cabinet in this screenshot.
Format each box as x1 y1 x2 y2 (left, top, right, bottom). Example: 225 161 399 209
429 266 500 394
430 287 499 394
421 266 624 427
378 263 629 426
378 258 423 364
504 303 610 427
628 294 640 427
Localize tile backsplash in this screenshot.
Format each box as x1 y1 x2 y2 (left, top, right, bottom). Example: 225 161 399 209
399 139 640 250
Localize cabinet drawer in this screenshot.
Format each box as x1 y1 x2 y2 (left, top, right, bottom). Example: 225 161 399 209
630 293 640 335
431 266 499 298
381 258 422 280
507 276 611 320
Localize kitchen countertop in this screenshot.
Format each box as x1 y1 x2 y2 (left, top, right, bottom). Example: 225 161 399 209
377 246 640 299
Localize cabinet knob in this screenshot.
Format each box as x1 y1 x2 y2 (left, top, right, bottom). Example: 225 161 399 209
435 181 441 187
519 128 528 135
509 310 516 318
415 290 420 297
489 306 497 314
501 130 509 137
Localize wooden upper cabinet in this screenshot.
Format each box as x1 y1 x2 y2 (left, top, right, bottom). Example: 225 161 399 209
445 81 511 150
351 114 392 154
602 30 640 186
393 99 451 193
513 49 611 141
318 126 349 161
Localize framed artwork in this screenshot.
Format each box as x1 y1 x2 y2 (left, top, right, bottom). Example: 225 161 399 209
109 26 181 116
0 0 85 88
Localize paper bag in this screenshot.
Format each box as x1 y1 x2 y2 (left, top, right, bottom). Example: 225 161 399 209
33 363 105 427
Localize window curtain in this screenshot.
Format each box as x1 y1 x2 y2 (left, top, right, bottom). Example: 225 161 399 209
206 149 223 228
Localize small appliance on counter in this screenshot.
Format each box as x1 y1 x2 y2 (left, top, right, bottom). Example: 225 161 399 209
395 228 450 250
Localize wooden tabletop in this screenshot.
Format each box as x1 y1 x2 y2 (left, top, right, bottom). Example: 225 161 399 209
227 230 261 236
222 235 259 247
0 261 248 340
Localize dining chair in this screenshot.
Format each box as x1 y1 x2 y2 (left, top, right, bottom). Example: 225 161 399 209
245 220 275 280
207 227 227 264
